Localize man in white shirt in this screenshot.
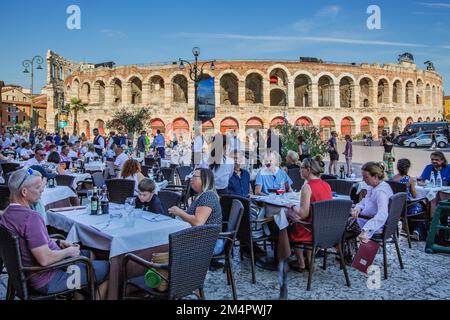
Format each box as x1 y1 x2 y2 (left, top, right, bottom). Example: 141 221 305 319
24 147 47 167
113 145 129 170
67 144 78 159
192 130 204 167
1 135 11 149
19 143 34 160
69 133 79 144
93 128 105 156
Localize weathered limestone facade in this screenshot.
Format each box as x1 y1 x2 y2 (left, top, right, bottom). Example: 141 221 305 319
45 50 444 141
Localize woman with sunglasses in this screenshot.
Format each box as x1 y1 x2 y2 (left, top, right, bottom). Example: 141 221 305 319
287 156 332 272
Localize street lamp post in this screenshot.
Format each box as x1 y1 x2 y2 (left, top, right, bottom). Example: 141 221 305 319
178 47 216 125
22 55 44 131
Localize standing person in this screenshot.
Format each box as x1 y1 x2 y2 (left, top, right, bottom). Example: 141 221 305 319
145 132 151 155
154 130 166 159
381 136 395 179
367 132 373 147
204 134 234 196
297 136 310 162
431 131 437 150
192 129 204 167
343 135 353 178
29 130 36 146
267 129 282 157
62 132 69 144
92 128 105 157
227 152 251 198
136 131 146 156
327 131 339 176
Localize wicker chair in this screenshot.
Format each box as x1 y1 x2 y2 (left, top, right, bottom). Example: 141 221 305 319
105 179 135 204
291 199 353 291
122 225 221 300
55 175 76 189
288 168 305 192
158 191 182 215
220 195 257 284
369 193 407 279
1 163 21 183
176 166 194 186
321 174 337 181
325 179 356 196
0 225 96 300
0 185 11 210
212 199 244 300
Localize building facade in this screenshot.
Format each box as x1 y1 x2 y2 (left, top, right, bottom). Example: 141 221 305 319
45 50 444 141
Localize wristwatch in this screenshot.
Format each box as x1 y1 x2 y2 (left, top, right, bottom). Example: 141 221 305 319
56 240 61 247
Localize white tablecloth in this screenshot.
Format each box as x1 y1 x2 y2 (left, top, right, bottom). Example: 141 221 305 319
41 186 77 207
68 173 91 189
47 207 190 258
84 162 105 172
415 186 450 201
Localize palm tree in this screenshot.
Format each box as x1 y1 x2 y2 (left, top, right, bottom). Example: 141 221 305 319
69 97 88 135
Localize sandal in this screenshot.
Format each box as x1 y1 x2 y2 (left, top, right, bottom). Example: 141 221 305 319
289 260 307 273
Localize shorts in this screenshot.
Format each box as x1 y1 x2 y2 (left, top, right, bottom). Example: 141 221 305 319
329 152 339 161
35 250 109 295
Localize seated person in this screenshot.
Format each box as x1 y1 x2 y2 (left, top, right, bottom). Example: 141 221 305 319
419 151 450 185
59 145 72 163
119 159 145 196
43 151 67 175
24 146 47 167
113 145 129 171
227 152 250 198
285 150 300 171
168 168 224 255
352 162 394 243
19 142 34 160
255 151 293 195
391 159 427 240
83 144 98 160
135 178 164 214
287 156 332 271
0 168 109 299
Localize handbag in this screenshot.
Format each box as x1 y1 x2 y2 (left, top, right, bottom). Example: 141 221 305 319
345 217 361 236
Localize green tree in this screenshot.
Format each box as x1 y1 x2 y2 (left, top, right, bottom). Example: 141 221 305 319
276 124 328 165
106 108 151 143
68 97 88 135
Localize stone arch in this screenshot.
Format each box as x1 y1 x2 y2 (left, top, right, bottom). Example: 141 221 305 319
432 85 437 107
318 75 334 107
270 117 287 128
71 79 80 99
426 116 431 122
295 117 313 127
406 117 414 125
294 74 312 107
82 120 91 140
172 75 188 104
150 118 166 135
405 80 414 105
172 118 190 136
392 79 403 104
418 117 423 122
220 73 239 106
149 75 165 106
93 80 106 105
377 78 389 104
245 73 263 104
360 117 374 135
339 76 354 108
220 117 240 134
80 82 91 104
269 67 289 106
319 117 336 140
393 117 403 134
128 76 142 105
416 79 424 105
359 77 374 108
267 64 291 79
341 117 355 136
425 83 432 106
377 117 390 138
94 119 105 136
110 78 123 105
246 117 264 131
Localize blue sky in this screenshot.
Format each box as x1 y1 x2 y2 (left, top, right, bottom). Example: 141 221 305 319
1 0 449 94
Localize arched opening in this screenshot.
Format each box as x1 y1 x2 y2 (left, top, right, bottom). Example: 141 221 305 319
405 81 414 105
246 117 264 132
294 74 312 107
94 119 105 136
221 117 239 134
173 75 188 104
80 83 91 104
377 118 389 138
149 76 165 106
319 117 336 140
406 117 414 125
202 120 215 135
295 117 313 127
270 68 289 106
432 86 437 107
339 77 354 108
173 118 190 136
393 117 403 135
378 79 389 104
418 117 423 122
393 80 402 104
341 117 355 137
220 73 239 106
360 117 373 135
416 80 424 105
151 118 166 136
425 84 431 106
111 79 122 105
270 117 286 129
426 117 431 122
130 77 142 105
94 80 105 105
72 80 80 99
82 120 91 140
318 75 334 107
359 77 373 108
245 73 263 104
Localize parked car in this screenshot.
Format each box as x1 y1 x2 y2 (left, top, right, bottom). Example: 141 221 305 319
393 122 449 145
396 131 434 146
404 133 448 148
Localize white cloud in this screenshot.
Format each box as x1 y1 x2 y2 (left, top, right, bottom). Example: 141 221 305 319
100 29 126 38
416 2 450 9
315 5 341 18
291 5 341 33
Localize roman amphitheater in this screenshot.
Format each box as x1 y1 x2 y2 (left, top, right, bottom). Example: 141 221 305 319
45 50 443 141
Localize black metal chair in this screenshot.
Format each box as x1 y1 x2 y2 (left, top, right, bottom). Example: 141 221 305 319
369 192 407 280
0 185 11 210
55 175 76 190
325 179 355 196
161 167 175 184
105 179 135 204
0 225 96 300
288 168 305 192
122 225 221 300
144 157 161 168
158 191 182 215
141 165 152 178
291 199 353 291
176 166 194 186
321 174 337 181
220 195 257 284
162 179 194 209
386 181 429 249
212 199 244 300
